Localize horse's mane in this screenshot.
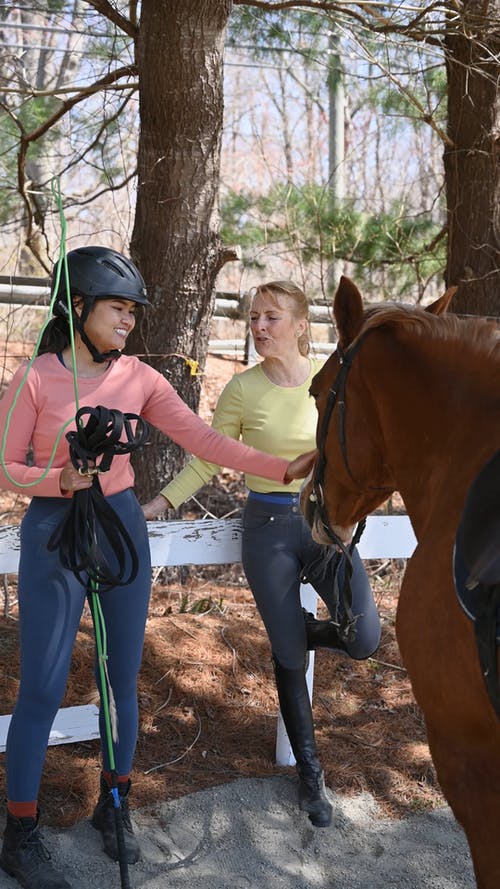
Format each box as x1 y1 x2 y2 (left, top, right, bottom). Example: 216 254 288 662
357 302 500 362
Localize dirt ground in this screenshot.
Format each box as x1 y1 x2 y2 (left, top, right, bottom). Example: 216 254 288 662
0 353 443 829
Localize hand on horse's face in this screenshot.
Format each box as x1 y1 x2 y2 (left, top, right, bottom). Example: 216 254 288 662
285 448 318 483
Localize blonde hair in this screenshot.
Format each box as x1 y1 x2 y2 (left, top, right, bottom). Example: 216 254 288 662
251 280 311 356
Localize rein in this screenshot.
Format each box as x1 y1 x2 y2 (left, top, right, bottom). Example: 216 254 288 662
312 338 365 510
310 336 366 553
309 337 367 642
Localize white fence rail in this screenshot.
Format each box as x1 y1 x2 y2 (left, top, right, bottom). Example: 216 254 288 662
0 515 417 763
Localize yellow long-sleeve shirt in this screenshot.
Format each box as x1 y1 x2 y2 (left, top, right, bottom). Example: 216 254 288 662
161 358 323 509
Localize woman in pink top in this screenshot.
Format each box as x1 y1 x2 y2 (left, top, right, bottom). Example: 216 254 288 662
0 247 313 889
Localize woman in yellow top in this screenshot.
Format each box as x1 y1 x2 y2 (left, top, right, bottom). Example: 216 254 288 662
143 281 381 828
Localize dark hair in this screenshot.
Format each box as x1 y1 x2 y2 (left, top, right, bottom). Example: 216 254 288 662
38 316 72 355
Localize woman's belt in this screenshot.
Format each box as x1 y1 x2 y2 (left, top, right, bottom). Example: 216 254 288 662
248 490 300 505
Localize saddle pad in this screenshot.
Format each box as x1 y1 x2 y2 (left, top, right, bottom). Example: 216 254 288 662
453 538 500 643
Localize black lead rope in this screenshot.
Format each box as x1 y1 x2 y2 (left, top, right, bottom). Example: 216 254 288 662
48 405 150 589
333 517 366 643
302 517 366 644
48 405 150 889
342 517 366 639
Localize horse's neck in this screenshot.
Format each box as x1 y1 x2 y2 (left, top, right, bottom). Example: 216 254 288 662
376 339 500 541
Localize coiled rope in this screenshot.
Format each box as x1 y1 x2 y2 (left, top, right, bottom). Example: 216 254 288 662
47 405 150 590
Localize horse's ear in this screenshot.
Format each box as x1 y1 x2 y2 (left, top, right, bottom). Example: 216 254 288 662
334 276 364 348
425 286 458 316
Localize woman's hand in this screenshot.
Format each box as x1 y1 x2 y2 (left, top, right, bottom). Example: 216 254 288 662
141 493 172 520
59 460 95 494
284 448 318 483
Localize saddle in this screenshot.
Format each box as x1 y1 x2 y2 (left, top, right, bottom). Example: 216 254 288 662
453 449 500 719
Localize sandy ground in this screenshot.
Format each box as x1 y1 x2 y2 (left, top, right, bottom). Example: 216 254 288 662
0 776 475 889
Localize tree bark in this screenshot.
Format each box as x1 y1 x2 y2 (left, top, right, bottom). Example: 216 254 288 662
129 0 233 501
444 1 500 316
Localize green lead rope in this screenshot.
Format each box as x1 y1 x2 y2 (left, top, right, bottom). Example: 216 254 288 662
90 587 131 888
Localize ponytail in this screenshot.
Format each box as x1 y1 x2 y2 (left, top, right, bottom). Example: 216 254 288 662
38 316 71 355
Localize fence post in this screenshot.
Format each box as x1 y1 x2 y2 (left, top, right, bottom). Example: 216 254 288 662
275 583 317 767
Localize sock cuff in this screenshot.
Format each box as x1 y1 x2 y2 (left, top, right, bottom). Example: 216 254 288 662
7 800 37 819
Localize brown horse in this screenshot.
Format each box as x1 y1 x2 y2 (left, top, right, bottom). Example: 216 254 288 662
302 276 500 889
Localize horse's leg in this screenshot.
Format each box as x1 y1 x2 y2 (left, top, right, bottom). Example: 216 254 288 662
425 724 500 889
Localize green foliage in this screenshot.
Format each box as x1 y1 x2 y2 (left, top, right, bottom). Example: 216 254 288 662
18 95 62 133
367 71 446 125
178 594 225 615
220 191 267 248
221 183 445 295
46 1 67 12
228 6 330 63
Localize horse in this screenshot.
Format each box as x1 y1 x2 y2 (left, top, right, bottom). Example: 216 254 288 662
302 276 500 889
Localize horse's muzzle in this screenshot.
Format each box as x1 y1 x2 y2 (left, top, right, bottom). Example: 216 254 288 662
300 479 355 546
311 514 355 546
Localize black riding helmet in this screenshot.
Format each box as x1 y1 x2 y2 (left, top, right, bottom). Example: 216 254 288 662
51 246 150 363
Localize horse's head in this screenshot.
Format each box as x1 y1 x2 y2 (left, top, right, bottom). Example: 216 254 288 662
301 276 456 546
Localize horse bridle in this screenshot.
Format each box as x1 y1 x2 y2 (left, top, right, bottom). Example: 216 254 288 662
309 336 367 556
307 337 368 643
310 326 394 543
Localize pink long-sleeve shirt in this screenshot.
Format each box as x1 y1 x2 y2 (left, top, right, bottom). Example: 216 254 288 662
0 353 289 498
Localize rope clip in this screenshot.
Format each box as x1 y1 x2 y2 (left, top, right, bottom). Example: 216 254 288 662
78 466 100 476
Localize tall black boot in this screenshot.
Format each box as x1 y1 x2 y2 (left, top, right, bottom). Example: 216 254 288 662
0 811 71 889
273 658 332 828
91 775 140 864
303 609 347 653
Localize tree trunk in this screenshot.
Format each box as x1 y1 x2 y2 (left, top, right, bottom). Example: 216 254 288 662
129 0 232 501
444 1 500 316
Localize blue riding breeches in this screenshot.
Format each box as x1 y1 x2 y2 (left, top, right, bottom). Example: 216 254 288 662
6 489 151 803
241 491 381 670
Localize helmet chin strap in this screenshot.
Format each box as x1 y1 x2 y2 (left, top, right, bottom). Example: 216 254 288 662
80 326 122 364
73 302 122 364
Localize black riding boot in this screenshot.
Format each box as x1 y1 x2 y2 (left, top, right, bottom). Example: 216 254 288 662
273 658 332 828
0 811 71 889
303 609 347 653
91 775 140 864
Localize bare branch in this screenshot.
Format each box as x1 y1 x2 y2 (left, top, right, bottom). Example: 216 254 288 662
235 0 499 49
85 0 138 38
22 65 137 145
0 83 139 98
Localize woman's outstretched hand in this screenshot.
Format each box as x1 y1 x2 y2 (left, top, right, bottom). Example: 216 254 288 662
284 448 317 483
141 493 172 520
